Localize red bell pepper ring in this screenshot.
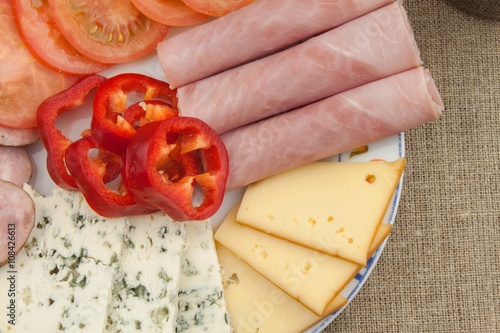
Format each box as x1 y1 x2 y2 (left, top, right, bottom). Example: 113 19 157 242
122 100 178 128
91 73 178 156
65 135 158 218
124 117 229 221
37 74 107 190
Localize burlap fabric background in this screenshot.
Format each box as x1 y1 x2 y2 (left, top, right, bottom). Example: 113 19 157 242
324 0 500 332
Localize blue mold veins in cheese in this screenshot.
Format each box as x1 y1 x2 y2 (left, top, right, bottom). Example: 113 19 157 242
0 186 231 333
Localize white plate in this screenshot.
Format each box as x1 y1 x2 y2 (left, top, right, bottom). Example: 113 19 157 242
26 47 405 333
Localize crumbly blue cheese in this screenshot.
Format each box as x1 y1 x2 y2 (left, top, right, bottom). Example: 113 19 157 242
105 213 187 333
176 221 232 333
24 185 127 266
59 259 116 332
0 186 128 333
7 255 115 333
1 186 230 333
1 251 73 333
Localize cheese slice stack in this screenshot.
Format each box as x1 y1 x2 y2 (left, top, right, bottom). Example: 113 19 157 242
215 206 358 315
215 206 392 317
237 159 405 266
216 243 348 333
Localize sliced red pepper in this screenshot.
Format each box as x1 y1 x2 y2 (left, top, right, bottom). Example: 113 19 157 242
124 117 229 221
91 73 178 156
122 100 178 128
36 74 107 190
65 135 158 218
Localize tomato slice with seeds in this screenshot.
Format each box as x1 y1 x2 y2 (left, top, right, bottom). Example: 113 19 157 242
12 0 110 74
131 0 208 26
48 0 170 64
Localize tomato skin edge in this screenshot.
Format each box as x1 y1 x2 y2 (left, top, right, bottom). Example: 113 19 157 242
11 0 111 75
181 0 254 16
0 0 82 129
48 0 170 64
131 0 209 26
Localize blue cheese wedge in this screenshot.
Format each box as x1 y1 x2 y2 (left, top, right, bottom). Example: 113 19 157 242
24 185 128 266
1 252 74 332
27 186 127 302
60 259 116 332
1 186 128 333
1 186 230 333
105 213 187 333
176 221 232 333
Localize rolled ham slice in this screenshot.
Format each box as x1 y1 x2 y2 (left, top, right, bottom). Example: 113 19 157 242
0 125 39 146
157 0 395 88
221 67 444 190
177 2 422 134
0 180 35 266
0 146 33 187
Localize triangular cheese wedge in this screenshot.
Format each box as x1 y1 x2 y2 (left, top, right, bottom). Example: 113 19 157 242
216 206 357 315
237 159 405 265
216 243 348 333
369 223 392 257
215 206 392 316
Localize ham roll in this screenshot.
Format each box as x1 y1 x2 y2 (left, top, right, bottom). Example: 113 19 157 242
177 2 422 134
157 0 394 88
221 67 444 190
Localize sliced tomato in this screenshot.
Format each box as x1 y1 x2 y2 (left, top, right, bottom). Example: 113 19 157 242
47 0 169 64
12 0 110 74
0 1 80 129
181 0 254 16
131 0 208 26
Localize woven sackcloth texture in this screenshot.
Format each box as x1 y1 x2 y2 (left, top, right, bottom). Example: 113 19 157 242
447 0 500 20
323 0 500 332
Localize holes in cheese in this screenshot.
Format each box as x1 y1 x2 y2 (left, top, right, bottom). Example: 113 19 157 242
236 159 405 266
216 243 348 333
215 206 357 315
365 174 376 183
215 206 392 317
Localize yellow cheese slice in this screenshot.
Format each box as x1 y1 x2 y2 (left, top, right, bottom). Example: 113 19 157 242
217 243 348 333
370 223 392 257
237 159 405 265
325 294 348 315
215 206 358 315
215 206 392 316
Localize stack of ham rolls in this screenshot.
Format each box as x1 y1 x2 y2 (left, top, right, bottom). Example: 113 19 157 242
157 0 444 190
